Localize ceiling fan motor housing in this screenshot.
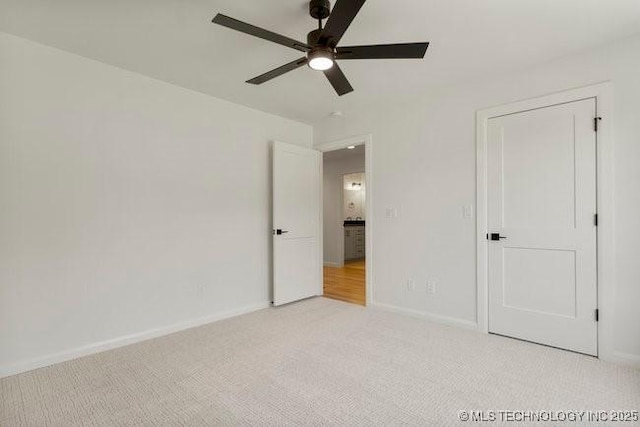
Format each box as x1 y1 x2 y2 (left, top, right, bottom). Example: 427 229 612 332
307 29 323 46
309 0 331 20
308 46 335 62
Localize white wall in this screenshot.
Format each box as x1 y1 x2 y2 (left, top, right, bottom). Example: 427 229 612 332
0 33 312 376
323 152 365 266
314 34 640 366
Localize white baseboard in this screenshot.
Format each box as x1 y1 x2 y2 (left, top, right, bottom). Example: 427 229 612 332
369 302 479 331
323 261 343 267
0 301 270 379
603 350 640 369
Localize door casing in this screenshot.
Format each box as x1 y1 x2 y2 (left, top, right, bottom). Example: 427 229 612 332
476 82 614 361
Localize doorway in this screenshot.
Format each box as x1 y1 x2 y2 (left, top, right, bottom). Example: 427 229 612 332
321 145 366 305
476 84 613 358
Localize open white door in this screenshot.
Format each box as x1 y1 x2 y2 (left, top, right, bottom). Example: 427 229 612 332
273 141 321 306
487 98 598 355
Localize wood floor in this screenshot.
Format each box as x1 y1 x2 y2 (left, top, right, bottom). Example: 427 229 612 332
323 259 366 306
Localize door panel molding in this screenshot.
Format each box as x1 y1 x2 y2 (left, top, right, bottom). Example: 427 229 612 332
476 82 614 361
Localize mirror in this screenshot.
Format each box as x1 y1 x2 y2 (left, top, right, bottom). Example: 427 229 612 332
343 172 365 220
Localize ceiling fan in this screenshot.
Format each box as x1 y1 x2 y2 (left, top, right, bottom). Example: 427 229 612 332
212 0 429 96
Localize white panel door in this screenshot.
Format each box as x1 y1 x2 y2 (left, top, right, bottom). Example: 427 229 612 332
273 141 321 306
487 98 598 355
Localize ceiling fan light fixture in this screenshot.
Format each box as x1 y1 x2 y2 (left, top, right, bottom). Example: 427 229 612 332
308 47 335 71
309 57 334 71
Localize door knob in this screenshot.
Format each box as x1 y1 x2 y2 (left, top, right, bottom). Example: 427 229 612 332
274 229 289 235
489 233 507 241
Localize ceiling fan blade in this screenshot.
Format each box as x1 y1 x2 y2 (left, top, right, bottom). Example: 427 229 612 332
212 14 310 52
318 0 366 47
323 63 354 96
336 42 429 60
246 57 309 85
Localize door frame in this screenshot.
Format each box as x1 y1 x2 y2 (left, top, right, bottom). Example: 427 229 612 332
316 134 374 306
476 82 614 360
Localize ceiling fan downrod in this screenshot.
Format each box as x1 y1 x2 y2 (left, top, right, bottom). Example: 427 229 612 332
309 0 330 44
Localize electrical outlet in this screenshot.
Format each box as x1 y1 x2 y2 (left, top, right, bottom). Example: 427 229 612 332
426 281 436 294
406 278 416 291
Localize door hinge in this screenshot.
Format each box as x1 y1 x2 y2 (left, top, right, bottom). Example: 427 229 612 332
594 116 602 132
595 309 599 322
594 213 598 226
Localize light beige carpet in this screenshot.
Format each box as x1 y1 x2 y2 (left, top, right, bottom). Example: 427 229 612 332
1 297 639 426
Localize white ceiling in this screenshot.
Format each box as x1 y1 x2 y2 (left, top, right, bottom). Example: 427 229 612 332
2 0 640 124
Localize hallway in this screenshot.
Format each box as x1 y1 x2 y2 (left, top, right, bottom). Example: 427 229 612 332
323 259 366 306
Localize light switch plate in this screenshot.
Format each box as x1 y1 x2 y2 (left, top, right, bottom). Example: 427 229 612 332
463 205 474 219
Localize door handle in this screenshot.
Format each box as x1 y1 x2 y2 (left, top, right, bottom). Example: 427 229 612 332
274 229 289 235
488 233 507 241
